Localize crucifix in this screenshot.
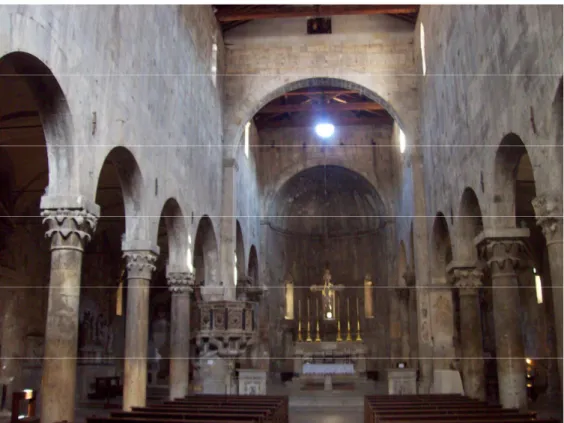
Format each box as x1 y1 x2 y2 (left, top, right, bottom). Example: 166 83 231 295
310 266 344 320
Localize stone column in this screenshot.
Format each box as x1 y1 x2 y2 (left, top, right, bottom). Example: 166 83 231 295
39 204 98 423
476 229 529 410
219 158 238 301
122 248 157 411
532 192 563 386
167 271 194 400
409 149 434 393
389 286 402 362
396 287 411 362
403 269 418 368
448 264 486 401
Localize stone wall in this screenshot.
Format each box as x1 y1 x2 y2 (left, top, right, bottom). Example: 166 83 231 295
416 5 562 246
222 14 419 158
0 5 226 248
235 121 261 278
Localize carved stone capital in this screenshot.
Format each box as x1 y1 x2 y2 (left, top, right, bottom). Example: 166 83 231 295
167 272 195 294
449 267 483 296
532 193 563 244
123 250 157 280
402 268 416 287
41 208 98 252
476 237 526 274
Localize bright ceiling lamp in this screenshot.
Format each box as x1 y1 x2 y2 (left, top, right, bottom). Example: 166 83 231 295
314 91 335 139
315 122 335 138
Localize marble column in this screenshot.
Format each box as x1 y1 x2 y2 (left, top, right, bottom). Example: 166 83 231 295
122 249 157 411
39 205 98 423
476 229 529 410
167 271 194 400
448 264 486 400
532 192 563 386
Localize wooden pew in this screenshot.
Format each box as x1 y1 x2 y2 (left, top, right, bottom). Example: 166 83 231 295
364 395 559 423
86 394 288 423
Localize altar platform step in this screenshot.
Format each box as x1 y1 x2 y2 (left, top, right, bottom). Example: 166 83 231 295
289 391 366 408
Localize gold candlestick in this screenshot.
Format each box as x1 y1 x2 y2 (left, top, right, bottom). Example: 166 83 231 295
336 295 343 342
315 299 321 342
346 297 352 341
356 297 363 342
297 299 303 342
306 297 312 342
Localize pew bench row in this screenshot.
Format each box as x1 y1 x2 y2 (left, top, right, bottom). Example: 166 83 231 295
365 394 559 423
86 395 288 423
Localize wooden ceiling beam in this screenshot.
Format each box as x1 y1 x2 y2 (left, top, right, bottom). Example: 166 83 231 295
215 5 419 22
283 90 359 97
259 101 384 114
255 115 393 130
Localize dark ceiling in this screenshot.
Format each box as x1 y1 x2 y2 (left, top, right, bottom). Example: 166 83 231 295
213 5 420 32
253 85 393 130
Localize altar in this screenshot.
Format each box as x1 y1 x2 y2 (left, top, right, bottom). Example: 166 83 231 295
291 341 368 391
285 267 373 392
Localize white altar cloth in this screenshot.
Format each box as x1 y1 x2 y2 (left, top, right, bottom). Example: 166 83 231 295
302 363 355 375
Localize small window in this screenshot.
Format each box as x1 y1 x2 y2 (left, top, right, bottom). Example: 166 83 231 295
211 40 218 85
420 23 426 76
244 121 251 158
234 252 238 286
533 268 543 304
399 128 406 154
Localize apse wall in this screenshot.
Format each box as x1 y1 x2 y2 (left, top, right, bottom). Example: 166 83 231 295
256 124 400 373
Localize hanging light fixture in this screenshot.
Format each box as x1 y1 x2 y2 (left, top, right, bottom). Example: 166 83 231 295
314 90 334 139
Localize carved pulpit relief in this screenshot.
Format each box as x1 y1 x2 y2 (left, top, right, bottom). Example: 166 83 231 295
284 275 294 320
310 267 344 320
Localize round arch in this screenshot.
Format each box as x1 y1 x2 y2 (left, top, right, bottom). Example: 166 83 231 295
431 212 453 280
454 187 484 263
248 245 258 285
157 197 189 271
398 241 408 286
94 146 146 241
492 133 535 228
193 215 220 301
225 76 411 156
0 51 74 196
235 220 246 280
